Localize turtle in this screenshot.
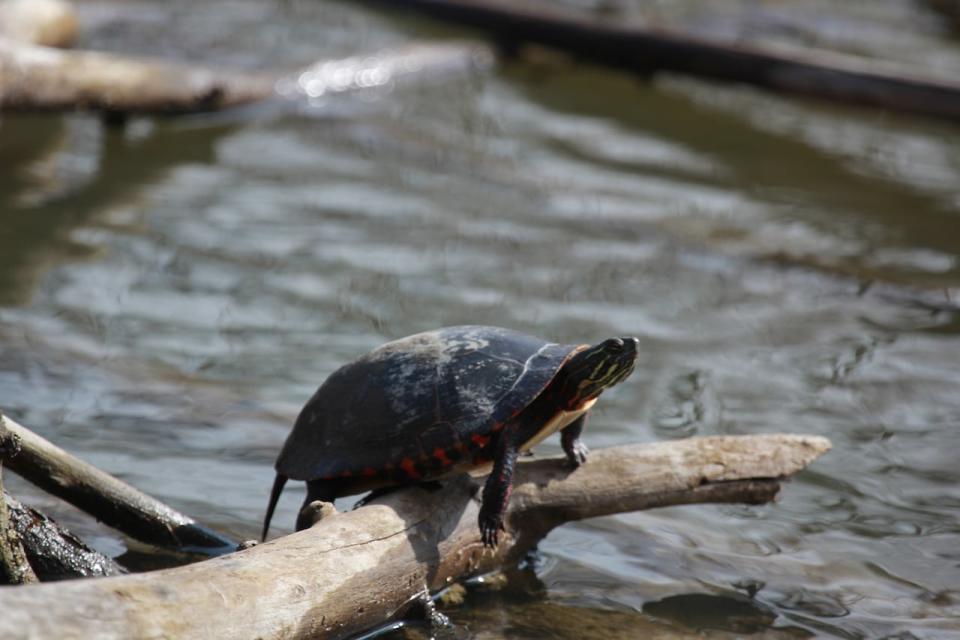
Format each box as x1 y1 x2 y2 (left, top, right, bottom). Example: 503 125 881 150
261 325 639 546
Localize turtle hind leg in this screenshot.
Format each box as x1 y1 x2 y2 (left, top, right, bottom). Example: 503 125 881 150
295 479 338 531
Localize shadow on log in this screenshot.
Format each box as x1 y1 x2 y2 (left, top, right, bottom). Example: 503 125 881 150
356 0 960 122
0 434 830 640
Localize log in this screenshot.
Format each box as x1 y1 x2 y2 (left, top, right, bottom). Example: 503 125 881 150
358 0 960 122
0 434 830 640
0 0 77 48
0 464 37 584
0 38 493 114
4 491 126 581
0 414 235 552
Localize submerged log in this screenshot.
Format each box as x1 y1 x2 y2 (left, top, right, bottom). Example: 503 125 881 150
0 434 830 640
359 0 960 122
0 414 235 552
0 38 493 115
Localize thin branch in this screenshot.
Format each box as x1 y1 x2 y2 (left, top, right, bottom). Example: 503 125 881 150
0 413 236 552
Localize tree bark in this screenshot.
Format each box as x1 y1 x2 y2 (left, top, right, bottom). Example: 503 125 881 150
0 434 830 640
0 37 492 115
0 414 236 552
358 0 960 122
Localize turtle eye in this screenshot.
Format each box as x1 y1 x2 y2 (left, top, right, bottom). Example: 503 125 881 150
605 338 625 352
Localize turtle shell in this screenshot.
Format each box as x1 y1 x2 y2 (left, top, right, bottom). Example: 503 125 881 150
276 326 579 482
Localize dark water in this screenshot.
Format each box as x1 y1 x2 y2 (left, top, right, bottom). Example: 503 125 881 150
2 1 960 637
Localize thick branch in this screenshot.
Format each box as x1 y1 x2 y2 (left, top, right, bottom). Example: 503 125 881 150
359 0 960 122
0 38 493 114
0 434 829 640
0 414 235 552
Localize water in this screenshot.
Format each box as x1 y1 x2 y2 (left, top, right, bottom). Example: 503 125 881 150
2 0 960 637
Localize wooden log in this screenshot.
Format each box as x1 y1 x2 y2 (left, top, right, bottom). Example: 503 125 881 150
0 414 235 552
0 38 493 114
358 0 960 122
4 491 126 581
0 434 830 640
0 0 77 48
0 463 37 584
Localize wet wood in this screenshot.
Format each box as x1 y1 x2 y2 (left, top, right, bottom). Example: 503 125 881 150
0 414 236 552
0 37 492 115
360 0 960 122
0 434 830 640
0 463 37 584
3 490 126 581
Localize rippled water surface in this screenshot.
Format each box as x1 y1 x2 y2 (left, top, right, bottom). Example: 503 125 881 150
2 1 960 637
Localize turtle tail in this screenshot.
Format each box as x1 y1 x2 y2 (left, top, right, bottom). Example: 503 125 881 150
261 473 288 542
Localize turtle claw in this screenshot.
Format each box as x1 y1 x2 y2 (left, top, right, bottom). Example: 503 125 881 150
566 441 589 468
478 510 504 548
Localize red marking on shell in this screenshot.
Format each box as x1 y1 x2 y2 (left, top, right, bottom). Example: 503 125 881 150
471 434 491 448
400 457 421 479
433 447 453 466
362 467 377 477
491 422 504 432
340 470 353 478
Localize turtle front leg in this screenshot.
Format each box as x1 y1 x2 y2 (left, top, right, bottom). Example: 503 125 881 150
479 425 521 548
561 414 589 468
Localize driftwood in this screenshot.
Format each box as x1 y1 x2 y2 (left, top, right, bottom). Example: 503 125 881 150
0 0 77 48
0 414 235 552
4 491 125 581
0 464 37 584
0 434 830 640
0 37 492 115
360 0 960 122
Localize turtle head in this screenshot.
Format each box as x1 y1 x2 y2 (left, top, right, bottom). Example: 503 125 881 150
559 336 639 409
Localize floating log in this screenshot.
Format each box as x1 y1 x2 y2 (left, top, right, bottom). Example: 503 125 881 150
359 0 960 122
0 434 830 640
0 414 235 552
0 37 493 115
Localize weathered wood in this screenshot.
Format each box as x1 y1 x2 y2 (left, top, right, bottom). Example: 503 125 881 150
0 434 830 640
0 0 77 48
0 463 37 584
0 414 235 552
0 38 493 114
4 491 126 581
359 0 960 122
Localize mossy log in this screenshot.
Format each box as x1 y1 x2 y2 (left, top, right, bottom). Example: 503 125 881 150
0 434 829 640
